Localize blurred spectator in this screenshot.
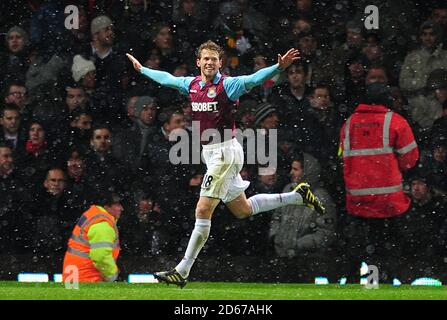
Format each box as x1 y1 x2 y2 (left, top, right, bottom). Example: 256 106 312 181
430 4 447 36
236 98 257 130
418 141 447 192
63 84 89 117
307 83 344 162
0 143 33 254
149 22 182 73
269 154 336 278
84 125 127 195
64 146 95 214
342 51 369 114
31 168 74 265
19 121 63 191
389 87 418 131
232 166 281 256
3 80 31 125
269 61 322 156
122 93 140 128
400 20 447 98
0 104 27 157
123 192 178 256
431 100 447 143
269 60 309 126
71 54 96 85
329 20 364 95
113 96 159 171
173 0 211 58
365 64 389 85
115 0 163 56
85 15 127 125
246 52 279 102
71 55 97 99
62 4 90 57
399 174 447 282
66 109 93 154
139 107 188 201
0 26 31 89
25 50 66 104
407 68 446 146
294 29 331 88
29 0 65 57
137 107 192 252
213 1 259 69
339 83 419 282
362 33 384 66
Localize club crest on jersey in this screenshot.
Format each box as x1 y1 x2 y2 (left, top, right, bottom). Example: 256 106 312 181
207 86 217 98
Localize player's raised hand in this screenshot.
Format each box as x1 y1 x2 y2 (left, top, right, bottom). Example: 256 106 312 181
278 48 300 70
126 53 142 73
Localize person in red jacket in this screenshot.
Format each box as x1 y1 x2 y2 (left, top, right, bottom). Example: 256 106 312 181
339 83 419 283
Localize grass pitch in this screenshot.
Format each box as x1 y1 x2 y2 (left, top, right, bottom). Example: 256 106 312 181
0 281 446 300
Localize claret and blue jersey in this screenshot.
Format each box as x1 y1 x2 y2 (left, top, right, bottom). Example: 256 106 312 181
140 64 281 144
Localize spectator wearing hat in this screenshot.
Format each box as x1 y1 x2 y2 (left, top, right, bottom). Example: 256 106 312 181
113 96 159 172
253 102 298 186
400 20 447 98
85 15 127 125
72 55 96 85
398 173 447 282
236 98 258 131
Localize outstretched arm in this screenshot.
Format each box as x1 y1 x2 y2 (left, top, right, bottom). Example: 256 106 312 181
126 53 192 95
224 48 300 101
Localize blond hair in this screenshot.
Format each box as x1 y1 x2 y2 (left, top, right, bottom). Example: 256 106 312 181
196 40 224 59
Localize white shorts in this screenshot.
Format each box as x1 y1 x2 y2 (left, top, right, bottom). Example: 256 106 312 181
200 138 250 203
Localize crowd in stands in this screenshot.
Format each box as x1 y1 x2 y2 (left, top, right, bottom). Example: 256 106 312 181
0 0 447 282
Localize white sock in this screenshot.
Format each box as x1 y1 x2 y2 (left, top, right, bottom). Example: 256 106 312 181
175 219 211 278
248 191 303 215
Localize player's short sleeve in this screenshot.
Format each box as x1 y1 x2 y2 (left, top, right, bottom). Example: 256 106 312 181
223 77 248 101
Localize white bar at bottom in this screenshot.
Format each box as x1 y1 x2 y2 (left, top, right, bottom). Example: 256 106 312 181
18 273 49 283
